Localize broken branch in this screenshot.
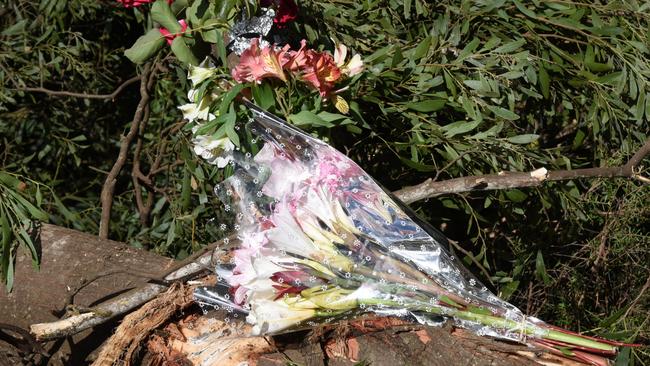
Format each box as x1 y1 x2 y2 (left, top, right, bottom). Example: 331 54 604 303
393 138 650 204
15 75 141 100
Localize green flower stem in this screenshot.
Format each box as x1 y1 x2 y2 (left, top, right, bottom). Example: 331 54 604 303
356 298 616 353
354 265 468 308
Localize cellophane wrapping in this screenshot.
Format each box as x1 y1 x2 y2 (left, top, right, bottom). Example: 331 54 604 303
194 103 549 342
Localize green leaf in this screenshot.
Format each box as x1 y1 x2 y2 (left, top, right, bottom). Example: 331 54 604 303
488 106 519 120
513 0 536 18
506 134 539 144
214 0 235 19
124 29 166 64
151 0 181 33
499 281 520 301
1 19 28 36
412 36 431 60
535 250 552 285
170 37 198 66
493 39 525 54
403 0 412 19
404 99 446 112
252 83 275 110
5 190 48 221
441 120 481 137
316 111 347 123
214 29 227 66
538 64 550 99
614 347 630 366
218 83 244 116
399 157 436 172
288 110 334 128
595 72 623 85
181 169 191 211
0 172 21 189
35 186 42 207
463 80 483 91
170 0 189 13
505 189 528 203
456 37 480 62
599 306 629 329
224 104 240 147
6 252 14 292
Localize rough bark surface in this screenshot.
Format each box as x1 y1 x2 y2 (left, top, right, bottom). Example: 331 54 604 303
0 224 174 328
0 224 174 364
144 312 583 366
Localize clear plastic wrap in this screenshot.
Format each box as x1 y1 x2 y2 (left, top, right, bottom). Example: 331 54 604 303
194 102 624 364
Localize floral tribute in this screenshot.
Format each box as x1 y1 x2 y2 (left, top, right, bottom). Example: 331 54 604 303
117 1 637 364
194 103 636 366
231 39 363 106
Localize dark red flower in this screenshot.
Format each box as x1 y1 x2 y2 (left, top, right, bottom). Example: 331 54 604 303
116 0 173 8
275 0 298 27
159 19 188 46
259 0 298 28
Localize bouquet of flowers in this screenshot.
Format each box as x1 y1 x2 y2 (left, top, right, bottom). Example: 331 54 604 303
112 1 638 364
193 102 634 366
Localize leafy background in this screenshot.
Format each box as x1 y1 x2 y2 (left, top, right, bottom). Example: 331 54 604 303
1 0 648 363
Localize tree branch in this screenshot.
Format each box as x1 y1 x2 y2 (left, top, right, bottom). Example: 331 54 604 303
14 75 141 100
98 64 152 239
393 138 650 204
29 236 232 341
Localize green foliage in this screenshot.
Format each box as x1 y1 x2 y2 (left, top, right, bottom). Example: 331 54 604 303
0 172 48 291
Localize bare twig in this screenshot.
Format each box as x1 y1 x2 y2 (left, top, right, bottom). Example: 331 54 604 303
29 258 210 341
393 138 650 204
98 64 153 239
15 75 141 100
29 238 231 341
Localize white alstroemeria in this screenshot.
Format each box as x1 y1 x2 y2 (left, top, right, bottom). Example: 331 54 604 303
247 298 316 335
192 135 234 167
178 88 212 123
188 61 217 87
334 43 364 77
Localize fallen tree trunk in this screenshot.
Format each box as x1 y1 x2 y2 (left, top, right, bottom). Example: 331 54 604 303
0 224 175 329
0 225 591 365
0 224 175 364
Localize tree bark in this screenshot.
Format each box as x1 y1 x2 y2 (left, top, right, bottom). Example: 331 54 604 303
0 224 174 364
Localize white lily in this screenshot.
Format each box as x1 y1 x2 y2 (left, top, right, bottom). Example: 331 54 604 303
254 143 311 198
302 185 336 228
332 198 361 235
231 255 288 304
266 200 320 258
247 298 316 335
192 135 234 167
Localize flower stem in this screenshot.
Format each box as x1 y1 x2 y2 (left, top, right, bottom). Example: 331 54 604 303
357 298 617 353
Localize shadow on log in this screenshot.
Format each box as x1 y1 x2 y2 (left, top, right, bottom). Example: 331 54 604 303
0 224 174 364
